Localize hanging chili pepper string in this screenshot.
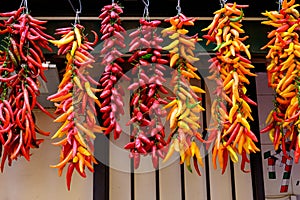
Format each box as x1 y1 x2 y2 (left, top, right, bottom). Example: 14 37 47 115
202 2 258 174
98 2 127 139
48 3 101 189
260 0 300 187
124 0 169 169
161 12 205 175
0 5 54 171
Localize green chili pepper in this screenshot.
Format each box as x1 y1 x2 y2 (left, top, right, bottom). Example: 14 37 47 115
141 53 152 59
212 42 225 51
229 9 244 22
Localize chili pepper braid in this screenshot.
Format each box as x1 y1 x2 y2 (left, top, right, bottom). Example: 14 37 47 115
124 18 169 169
48 23 100 190
98 3 128 140
162 13 205 175
0 6 54 171
202 2 258 173
260 0 300 162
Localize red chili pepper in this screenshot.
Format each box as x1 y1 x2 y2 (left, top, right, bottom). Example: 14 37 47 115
0 123 13 134
236 54 252 64
35 101 55 119
137 143 147 154
221 149 229 174
100 105 111 113
66 163 75 191
130 94 139 106
0 147 8 172
139 103 149 113
157 58 168 64
241 93 257 106
133 152 140 169
26 76 40 92
193 156 201 176
152 146 158 169
75 162 87 178
139 134 151 146
100 90 112 99
141 118 151 126
245 127 258 143
156 148 165 159
202 34 216 42
276 24 289 32
260 123 274 133
285 111 300 123
225 123 241 147
272 111 283 122
0 74 17 82
281 136 288 158
155 134 166 145
3 100 13 122
158 85 168 94
23 87 31 113
241 149 251 173
124 141 135 149
273 126 281 147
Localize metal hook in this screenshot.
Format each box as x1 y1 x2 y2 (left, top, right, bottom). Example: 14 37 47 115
68 0 82 24
75 10 81 24
278 0 283 11
142 0 150 20
219 0 227 8
176 0 181 15
20 0 29 13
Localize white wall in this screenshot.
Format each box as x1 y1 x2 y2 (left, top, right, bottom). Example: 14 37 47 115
0 109 93 200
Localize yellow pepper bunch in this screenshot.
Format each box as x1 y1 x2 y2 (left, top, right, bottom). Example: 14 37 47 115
48 24 102 190
260 0 300 161
161 13 205 175
202 2 259 173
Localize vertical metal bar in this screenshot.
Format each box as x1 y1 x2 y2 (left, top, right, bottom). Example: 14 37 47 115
180 164 186 200
204 154 211 200
248 74 265 200
129 83 135 200
229 161 236 200
93 135 110 200
155 169 160 200
201 75 211 200
131 161 135 200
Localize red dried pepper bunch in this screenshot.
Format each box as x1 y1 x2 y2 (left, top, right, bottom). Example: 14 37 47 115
98 3 129 139
124 18 169 169
0 6 54 171
48 23 100 190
